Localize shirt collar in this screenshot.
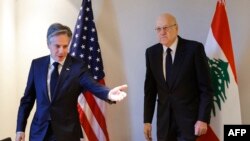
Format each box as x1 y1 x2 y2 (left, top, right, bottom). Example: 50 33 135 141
49 56 66 67
162 37 178 54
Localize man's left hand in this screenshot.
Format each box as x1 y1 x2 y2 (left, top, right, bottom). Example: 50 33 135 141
194 120 208 136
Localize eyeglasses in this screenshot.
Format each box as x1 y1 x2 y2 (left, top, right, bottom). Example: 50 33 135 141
155 24 177 32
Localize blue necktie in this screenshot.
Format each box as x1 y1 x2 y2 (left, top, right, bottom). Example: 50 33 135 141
50 62 59 98
166 48 172 83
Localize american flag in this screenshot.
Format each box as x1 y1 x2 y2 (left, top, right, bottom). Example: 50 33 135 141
70 0 110 141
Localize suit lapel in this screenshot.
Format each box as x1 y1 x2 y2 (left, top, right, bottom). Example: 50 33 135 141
168 37 186 89
154 44 166 84
39 56 50 102
51 55 72 102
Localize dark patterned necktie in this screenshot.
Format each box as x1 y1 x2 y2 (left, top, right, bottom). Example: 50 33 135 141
50 62 59 98
165 48 172 83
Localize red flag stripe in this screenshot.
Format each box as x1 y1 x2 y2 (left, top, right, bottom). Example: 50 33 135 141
84 79 110 141
77 104 98 141
196 126 219 141
211 2 238 82
84 94 109 141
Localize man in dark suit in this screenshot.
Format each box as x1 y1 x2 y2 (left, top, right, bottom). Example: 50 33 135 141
143 13 213 141
16 23 127 141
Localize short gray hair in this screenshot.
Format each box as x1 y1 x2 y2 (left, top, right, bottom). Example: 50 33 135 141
47 23 72 45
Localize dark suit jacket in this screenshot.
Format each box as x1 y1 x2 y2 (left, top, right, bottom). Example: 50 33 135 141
16 55 110 141
144 36 213 140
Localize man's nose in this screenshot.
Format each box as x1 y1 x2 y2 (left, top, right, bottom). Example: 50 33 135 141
159 29 166 35
58 47 65 54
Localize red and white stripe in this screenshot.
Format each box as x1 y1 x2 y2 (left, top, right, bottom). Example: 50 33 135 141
198 1 241 140
78 79 109 141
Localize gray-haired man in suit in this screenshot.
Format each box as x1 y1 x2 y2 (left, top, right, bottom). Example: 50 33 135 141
143 13 213 141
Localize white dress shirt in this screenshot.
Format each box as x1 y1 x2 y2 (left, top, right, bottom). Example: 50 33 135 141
162 38 178 80
47 57 65 101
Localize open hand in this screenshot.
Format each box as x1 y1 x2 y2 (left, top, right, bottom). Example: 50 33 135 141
108 84 128 101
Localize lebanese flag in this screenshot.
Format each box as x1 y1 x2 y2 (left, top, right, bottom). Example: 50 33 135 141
197 0 241 141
